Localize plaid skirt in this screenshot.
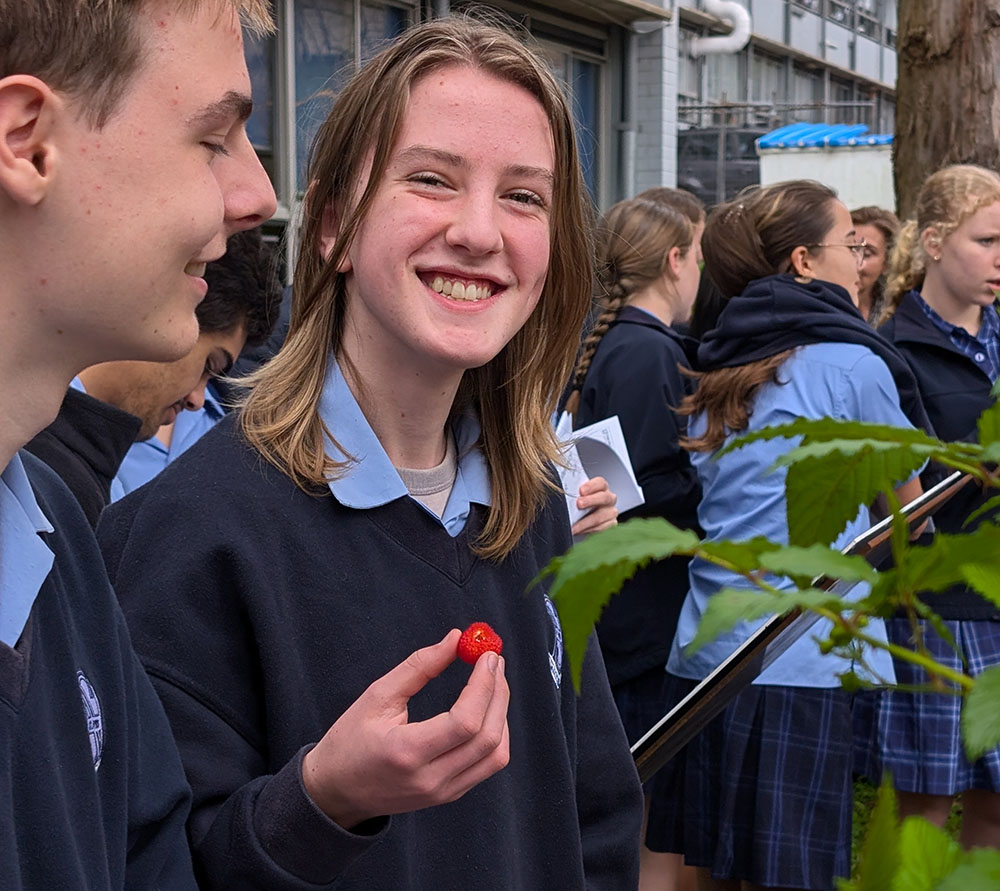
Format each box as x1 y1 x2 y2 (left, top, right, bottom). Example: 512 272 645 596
646 677 854 889
867 618 1000 795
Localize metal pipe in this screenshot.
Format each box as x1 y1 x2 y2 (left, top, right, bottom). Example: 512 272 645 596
690 0 752 57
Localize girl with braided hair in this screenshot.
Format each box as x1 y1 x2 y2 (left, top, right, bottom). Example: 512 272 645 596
646 180 930 891
874 163 1000 849
565 195 703 891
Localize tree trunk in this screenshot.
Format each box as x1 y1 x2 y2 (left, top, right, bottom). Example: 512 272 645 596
894 0 1000 219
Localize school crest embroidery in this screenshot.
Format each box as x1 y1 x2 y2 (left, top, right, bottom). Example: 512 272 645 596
77 670 103 771
544 595 563 688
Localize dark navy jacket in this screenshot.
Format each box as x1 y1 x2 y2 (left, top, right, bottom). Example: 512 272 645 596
880 291 1000 620
1 453 195 889
575 306 701 686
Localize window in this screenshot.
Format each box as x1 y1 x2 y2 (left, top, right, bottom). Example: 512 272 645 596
750 52 783 105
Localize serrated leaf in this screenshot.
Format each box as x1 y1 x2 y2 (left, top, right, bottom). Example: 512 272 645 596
976 398 1000 448
962 664 1000 760
960 562 1000 608
719 417 945 458
852 777 900 891
775 438 941 468
785 448 928 547
934 847 1000 891
686 586 847 653
891 816 960 890
757 544 877 584
963 493 1000 527
541 518 700 692
901 526 1000 595
695 536 782 573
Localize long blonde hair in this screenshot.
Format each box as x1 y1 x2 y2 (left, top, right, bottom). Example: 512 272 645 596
239 16 594 560
883 164 1000 321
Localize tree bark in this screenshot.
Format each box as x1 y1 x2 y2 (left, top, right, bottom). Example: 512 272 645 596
894 0 1000 219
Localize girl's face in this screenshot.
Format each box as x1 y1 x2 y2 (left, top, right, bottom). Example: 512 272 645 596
930 201 1000 308
856 223 888 300
325 64 555 385
802 200 863 304
673 220 703 322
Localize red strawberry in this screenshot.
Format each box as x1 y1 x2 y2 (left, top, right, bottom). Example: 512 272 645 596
457 622 503 665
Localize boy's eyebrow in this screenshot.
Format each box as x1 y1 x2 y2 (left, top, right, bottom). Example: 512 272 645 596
187 91 254 129
394 145 554 186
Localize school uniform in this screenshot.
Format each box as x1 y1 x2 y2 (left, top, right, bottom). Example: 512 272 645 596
573 306 701 745
872 290 1000 794
647 275 924 889
0 452 195 889
97 358 643 890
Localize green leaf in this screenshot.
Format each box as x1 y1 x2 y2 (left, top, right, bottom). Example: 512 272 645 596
934 847 1000 891
785 447 928 547
718 417 945 458
541 518 700 692
686 586 847 653
963 493 1000 527
962 664 1000 760
852 777 900 891
960 562 1000 609
756 544 877 584
695 536 782 573
891 816 960 890
976 398 1000 448
901 525 1000 598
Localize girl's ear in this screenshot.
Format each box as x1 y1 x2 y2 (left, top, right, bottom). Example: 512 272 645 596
0 76 60 206
666 245 683 279
921 226 942 262
789 244 814 278
318 198 352 273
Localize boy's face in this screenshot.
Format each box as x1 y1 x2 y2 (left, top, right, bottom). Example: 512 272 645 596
36 0 276 369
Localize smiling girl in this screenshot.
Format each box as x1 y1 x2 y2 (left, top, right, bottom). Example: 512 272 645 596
98 18 641 890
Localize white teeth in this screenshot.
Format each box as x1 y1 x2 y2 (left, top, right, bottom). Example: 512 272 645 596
185 262 206 277
427 276 493 301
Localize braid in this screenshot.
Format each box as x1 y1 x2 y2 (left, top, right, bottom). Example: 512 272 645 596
882 219 922 322
563 281 629 416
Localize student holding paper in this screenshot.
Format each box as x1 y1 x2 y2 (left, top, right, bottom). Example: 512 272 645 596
563 195 704 890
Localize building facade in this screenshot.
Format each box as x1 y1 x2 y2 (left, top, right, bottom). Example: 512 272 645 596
246 0 897 264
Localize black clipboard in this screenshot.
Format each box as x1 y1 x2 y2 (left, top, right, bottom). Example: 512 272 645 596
631 470 974 784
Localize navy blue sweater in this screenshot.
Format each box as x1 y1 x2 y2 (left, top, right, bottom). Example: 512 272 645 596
1 452 195 889
880 292 1000 620
574 307 701 686
98 416 643 890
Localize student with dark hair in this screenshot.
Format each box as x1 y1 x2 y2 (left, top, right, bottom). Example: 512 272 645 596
98 17 641 890
0 0 276 885
113 228 282 495
564 195 702 890
646 180 929 890
851 204 900 325
875 163 1000 849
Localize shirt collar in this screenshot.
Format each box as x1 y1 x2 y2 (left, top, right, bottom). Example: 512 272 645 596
317 357 491 519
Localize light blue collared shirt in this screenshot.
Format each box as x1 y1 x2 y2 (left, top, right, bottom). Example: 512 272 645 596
318 358 491 535
0 454 55 647
668 343 913 688
114 382 227 499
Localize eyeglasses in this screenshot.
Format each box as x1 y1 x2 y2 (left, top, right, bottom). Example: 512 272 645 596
803 238 868 266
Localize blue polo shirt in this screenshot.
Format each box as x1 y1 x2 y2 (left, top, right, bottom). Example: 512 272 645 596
318 357 491 535
114 383 227 499
667 343 910 687
0 453 55 647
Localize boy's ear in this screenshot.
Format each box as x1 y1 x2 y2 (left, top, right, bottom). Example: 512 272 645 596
0 76 60 206
319 199 352 273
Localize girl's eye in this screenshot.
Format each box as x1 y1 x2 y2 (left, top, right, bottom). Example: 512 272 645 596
409 173 447 187
507 189 546 208
980 237 997 246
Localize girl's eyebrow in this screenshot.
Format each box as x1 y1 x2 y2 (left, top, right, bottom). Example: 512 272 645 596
394 144 554 186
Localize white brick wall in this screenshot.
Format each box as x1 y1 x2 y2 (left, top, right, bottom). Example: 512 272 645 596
633 4 679 193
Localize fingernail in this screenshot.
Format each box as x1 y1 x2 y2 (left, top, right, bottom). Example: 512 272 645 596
487 652 499 673
497 655 505 676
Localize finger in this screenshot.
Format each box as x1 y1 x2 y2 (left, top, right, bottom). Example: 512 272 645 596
575 489 617 511
370 629 462 708
430 654 510 775
571 505 618 537
440 716 511 803
577 475 608 497
400 649 501 761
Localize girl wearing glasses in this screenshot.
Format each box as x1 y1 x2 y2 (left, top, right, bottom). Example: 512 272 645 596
645 179 929 891
873 164 1000 850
